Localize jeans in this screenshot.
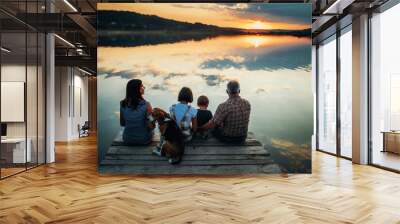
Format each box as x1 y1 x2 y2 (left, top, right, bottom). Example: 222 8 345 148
212 128 246 143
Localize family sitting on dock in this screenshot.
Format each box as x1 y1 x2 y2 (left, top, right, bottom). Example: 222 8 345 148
120 79 251 164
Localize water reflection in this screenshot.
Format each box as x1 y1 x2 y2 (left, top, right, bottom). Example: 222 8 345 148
245 36 266 47
200 44 310 72
98 34 312 172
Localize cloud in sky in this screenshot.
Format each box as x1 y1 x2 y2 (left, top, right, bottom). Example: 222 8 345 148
97 3 311 30
175 3 311 25
232 4 311 25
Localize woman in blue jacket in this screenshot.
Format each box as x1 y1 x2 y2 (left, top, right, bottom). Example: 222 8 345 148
120 79 155 145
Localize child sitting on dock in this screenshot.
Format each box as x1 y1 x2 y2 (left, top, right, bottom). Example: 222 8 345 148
196 95 213 139
169 87 198 142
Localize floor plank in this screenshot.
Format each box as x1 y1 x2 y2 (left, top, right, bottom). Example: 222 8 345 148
1 134 400 223
100 158 274 166
112 130 262 147
107 145 269 155
105 154 271 161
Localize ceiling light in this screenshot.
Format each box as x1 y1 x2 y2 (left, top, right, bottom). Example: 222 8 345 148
78 67 93 76
323 0 342 15
54 34 75 48
322 0 355 15
76 48 85 55
63 0 78 12
1 47 11 53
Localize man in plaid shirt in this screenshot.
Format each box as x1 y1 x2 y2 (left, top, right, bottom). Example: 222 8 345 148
200 80 251 142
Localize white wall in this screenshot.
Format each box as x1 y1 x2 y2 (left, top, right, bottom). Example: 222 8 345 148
1 82 25 122
1 65 36 138
54 67 89 141
1 65 26 139
1 63 46 164
55 66 69 141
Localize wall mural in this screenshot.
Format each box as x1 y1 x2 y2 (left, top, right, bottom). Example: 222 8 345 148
97 3 312 174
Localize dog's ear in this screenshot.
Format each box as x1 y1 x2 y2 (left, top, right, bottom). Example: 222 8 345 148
164 111 171 119
152 108 162 118
152 107 169 120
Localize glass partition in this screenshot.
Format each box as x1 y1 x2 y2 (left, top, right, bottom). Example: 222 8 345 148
371 3 400 171
339 27 352 158
317 35 337 154
0 2 46 179
1 30 28 177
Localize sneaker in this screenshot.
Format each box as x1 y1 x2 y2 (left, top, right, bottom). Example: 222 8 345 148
152 146 164 157
168 157 181 164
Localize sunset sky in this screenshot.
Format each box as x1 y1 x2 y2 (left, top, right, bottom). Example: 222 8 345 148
98 3 311 30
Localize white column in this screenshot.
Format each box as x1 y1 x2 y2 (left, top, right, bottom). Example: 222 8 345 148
352 14 369 164
45 1 55 163
46 33 55 163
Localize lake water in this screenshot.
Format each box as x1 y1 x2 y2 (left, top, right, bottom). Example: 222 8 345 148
98 34 313 172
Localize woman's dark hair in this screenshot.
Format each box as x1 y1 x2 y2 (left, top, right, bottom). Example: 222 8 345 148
122 79 143 109
197 95 209 106
178 87 193 103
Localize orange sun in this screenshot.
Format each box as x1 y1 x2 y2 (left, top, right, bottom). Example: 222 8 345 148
248 21 266 30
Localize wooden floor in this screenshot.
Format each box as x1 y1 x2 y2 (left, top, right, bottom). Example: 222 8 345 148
372 150 400 171
0 167 26 178
1 135 400 223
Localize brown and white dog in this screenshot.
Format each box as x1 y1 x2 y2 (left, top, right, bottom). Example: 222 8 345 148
151 108 184 161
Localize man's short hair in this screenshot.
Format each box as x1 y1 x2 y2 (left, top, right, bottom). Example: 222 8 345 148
227 80 240 94
178 87 193 103
197 95 209 106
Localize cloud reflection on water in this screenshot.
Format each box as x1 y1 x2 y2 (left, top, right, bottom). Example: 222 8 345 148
200 43 311 72
98 35 311 93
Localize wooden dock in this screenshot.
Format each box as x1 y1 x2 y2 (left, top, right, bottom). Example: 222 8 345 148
99 130 281 175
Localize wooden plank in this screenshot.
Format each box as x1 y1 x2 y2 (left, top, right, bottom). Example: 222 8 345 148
112 140 261 147
100 158 273 166
112 141 159 147
188 134 260 146
107 146 153 154
112 130 261 147
98 164 282 175
187 139 261 147
105 154 270 161
113 130 256 141
107 146 268 155
192 145 267 152
111 131 160 146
